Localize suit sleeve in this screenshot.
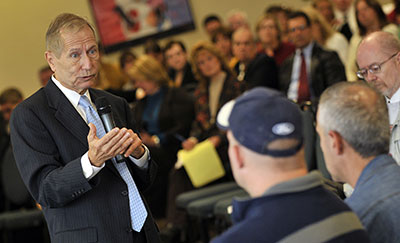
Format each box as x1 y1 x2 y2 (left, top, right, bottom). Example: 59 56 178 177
322 51 347 86
10 104 93 208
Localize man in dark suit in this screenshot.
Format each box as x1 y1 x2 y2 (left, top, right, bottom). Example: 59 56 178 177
10 13 160 243
232 27 279 90
279 11 346 104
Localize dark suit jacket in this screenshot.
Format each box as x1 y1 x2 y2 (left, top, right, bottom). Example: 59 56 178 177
10 81 160 243
134 87 194 152
279 43 346 102
234 53 279 90
168 62 198 94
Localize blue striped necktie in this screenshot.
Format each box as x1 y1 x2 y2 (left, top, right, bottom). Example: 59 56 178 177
79 95 148 232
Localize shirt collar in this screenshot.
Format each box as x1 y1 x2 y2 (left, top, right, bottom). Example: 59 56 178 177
386 87 400 104
51 75 92 108
296 41 314 58
262 171 323 196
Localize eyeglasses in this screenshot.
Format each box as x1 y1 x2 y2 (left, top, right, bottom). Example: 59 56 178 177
356 52 398 79
289 25 308 33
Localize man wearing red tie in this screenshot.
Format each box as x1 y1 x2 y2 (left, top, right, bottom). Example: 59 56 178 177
279 11 346 105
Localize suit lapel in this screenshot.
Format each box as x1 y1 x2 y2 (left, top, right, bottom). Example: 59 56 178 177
310 45 321 97
45 81 89 147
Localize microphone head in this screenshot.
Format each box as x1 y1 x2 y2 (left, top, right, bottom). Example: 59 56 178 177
95 97 111 115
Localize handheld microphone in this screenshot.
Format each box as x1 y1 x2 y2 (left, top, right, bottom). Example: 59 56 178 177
95 97 125 163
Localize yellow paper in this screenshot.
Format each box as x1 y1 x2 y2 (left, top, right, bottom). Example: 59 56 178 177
178 140 225 188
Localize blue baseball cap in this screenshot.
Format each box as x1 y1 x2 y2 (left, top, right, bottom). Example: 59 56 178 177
217 87 303 157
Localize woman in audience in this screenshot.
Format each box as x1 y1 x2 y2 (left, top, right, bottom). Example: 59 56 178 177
255 13 295 66
303 7 349 64
346 0 399 80
127 55 195 219
162 41 244 241
164 40 198 94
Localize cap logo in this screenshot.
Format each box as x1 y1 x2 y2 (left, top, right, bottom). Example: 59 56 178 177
272 122 295 136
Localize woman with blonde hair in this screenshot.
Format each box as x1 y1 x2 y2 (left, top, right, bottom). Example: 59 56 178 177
127 55 195 219
255 13 295 66
303 6 349 63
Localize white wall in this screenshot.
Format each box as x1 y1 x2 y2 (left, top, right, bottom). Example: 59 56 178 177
0 0 390 97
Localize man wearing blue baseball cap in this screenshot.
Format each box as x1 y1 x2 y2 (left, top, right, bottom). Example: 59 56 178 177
211 87 370 243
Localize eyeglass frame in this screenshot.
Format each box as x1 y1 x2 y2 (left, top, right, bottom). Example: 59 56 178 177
356 52 398 79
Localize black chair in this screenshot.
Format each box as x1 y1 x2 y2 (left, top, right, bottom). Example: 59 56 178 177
0 146 48 243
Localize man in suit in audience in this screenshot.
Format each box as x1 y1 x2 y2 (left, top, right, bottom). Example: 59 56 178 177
332 0 358 41
356 31 400 164
232 27 279 90
211 87 370 243
10 13 160 243
279 11 346 104
317 81 400 243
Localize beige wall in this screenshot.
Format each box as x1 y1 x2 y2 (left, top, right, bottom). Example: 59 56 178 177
0 0 390 97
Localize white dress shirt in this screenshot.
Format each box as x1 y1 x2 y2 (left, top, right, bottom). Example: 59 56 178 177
386 88 400 165
51 76 149 180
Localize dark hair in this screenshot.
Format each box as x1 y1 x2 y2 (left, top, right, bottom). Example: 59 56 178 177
203 14 221 26
266 5 292 16
0 88 23 105
288 11 312 27
119 51 137 70
164 40 187 53
211 26 233 43
355 0 389 36
144 38 162 54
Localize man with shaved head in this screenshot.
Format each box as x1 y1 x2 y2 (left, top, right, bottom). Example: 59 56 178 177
317 81 400 242
356 31 400 163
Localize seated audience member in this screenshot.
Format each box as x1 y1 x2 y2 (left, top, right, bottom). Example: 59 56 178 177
211 26 238 69
211 87 370 243
255 14 296 66
387 0 400 25
313 0 338 27
203 14 223 37
303 7 349 63
0 87 23 212
232 27 279 89
265 5 292 42
226 10 250 31
317 81 400 243
163 41 244 240
346 0 399 81
128 55 194 219
332 0 358 41
95 44 129 90
164 40 198 94
38 65 53 87
119 50 137 77
356 31 400 163
102 50 137 102
144 38 165 65
280 11 346 104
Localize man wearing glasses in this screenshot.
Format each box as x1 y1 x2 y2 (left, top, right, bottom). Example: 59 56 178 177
356 31 400 164
279 11 346 105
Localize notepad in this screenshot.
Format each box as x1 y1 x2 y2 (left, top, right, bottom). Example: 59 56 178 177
178 140 225 188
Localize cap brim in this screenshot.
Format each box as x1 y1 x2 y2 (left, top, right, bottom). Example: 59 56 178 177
216 99 236 130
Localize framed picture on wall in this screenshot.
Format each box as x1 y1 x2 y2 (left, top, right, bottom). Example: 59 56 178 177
88 0 196 53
